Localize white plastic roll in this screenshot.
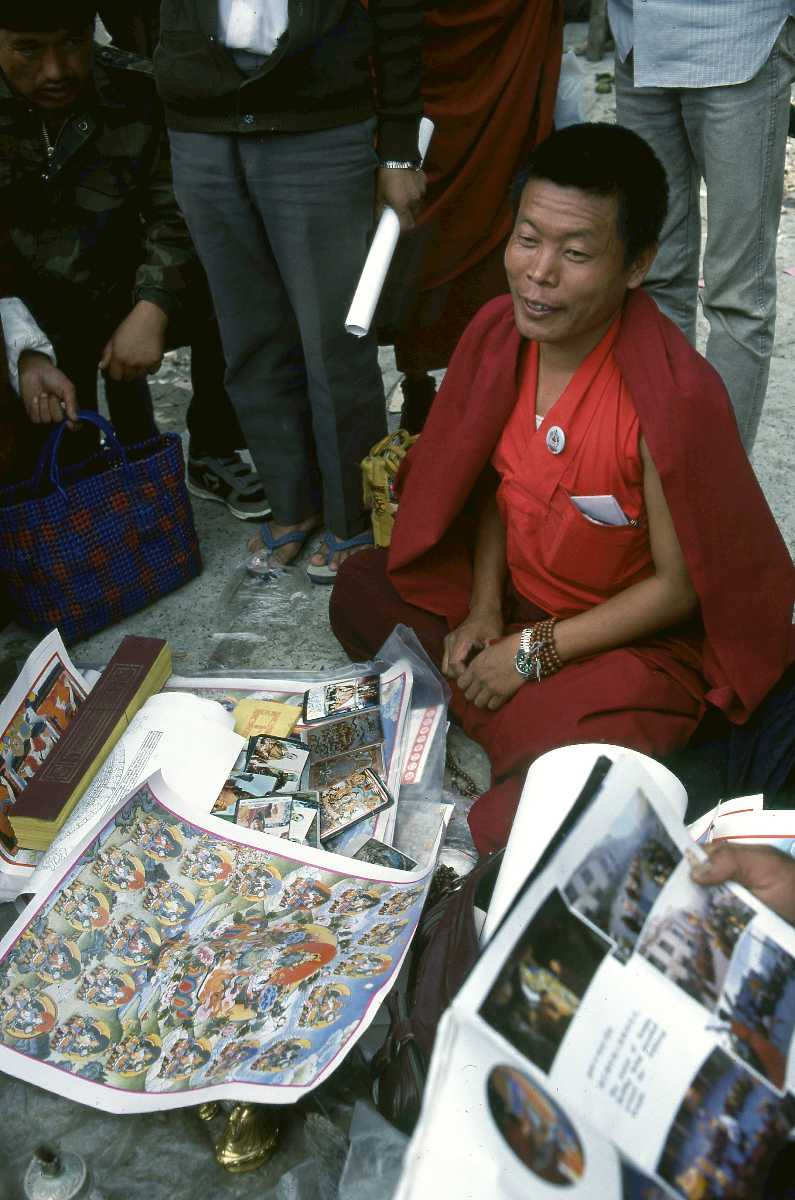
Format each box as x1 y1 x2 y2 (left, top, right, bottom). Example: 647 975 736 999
345 116 435 338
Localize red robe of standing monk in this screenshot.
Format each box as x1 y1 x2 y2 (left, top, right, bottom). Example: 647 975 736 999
331 291 795 854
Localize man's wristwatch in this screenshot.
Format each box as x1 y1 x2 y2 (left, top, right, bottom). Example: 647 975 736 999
514 620 562 682
514 627 547 682
378 159 422 170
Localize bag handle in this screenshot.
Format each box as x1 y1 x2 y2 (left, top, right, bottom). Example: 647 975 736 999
33 410 129 496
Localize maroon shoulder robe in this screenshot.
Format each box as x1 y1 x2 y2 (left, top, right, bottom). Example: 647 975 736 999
384 1 564 372
388 290 795 726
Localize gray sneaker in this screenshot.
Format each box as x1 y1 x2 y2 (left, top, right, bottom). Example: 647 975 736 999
187 454 272 520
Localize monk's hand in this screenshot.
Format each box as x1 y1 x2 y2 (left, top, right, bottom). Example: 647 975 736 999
691 844 795 927
376 167 427 233
455 634 524 711
99 300 169 382
442 607 504 681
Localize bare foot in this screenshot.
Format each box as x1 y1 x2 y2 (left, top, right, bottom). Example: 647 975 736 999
247 516 320 566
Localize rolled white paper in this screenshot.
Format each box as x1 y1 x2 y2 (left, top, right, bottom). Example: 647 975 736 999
345 116 435 338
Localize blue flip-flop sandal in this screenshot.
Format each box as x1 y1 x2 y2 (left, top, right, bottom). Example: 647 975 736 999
305 529 374 586
245 522 313 578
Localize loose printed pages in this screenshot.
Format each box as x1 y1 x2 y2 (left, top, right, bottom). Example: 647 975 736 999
0 771 437 1113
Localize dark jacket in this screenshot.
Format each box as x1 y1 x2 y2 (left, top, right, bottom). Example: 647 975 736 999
0 44 200 344
153 0 423 160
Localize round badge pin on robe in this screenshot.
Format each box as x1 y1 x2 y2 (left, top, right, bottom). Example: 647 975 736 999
546 425 566 455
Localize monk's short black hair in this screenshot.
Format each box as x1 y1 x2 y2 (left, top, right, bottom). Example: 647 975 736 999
514 122 669 267
0 1 97 33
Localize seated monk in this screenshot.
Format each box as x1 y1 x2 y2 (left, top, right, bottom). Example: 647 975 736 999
330 123 795 856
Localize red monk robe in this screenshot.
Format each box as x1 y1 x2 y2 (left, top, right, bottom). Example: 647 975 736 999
330 291 795 854
381 1 563 374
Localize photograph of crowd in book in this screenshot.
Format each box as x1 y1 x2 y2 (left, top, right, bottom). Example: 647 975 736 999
656 1048 795 1200
638 870 756 1010
712 931 795 1092
562 788 681 961
487 1064 585 1185
0 661 84 801
619 1160 674 1200
480 889 610 1073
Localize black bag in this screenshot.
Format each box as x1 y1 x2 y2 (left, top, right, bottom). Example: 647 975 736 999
371 852 504 1134
370 757 616 1134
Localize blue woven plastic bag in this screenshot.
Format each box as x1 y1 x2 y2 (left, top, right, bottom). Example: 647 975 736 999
0 411 202 643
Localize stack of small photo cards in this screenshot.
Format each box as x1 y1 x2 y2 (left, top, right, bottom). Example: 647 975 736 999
300 675 416 871
208 673 416 869
211 734 312 844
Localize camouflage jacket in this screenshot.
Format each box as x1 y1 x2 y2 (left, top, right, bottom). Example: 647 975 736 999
0 44 199 340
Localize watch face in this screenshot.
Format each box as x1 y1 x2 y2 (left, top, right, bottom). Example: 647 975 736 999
515 640 545 679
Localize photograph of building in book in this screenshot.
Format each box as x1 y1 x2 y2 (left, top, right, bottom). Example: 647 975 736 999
656 1048 795 1200
486 1064 585 1185
562 788 681 961
637 871 755 1010
480 889 611 1074
0 659 85 802
714 930 795 1091
0 782 429 1102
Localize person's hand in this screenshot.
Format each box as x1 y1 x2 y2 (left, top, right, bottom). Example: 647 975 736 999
691 843 795 927
442 607 505 682
18 350 79 428
454 633 525 712
376 166 427 233
98 300 169 382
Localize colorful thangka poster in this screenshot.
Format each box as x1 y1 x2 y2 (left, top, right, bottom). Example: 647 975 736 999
0 630 89 898
0 772 434 1112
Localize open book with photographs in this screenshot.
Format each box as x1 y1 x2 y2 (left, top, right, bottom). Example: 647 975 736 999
396 754 795 1200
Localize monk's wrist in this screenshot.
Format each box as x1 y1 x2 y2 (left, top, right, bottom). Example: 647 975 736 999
468 598 502 620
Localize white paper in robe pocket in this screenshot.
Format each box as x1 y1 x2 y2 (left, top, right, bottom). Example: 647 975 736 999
570 494 631 526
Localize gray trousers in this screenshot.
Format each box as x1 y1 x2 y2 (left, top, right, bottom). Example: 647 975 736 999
169 121 386 536
615 21 795 451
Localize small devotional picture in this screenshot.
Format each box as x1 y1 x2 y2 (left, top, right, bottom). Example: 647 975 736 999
318 769 393 841
303 675 380 723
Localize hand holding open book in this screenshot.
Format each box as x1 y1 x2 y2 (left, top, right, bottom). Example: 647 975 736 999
398 753 795 1199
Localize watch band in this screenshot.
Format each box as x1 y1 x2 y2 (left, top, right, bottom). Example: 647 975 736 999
378 159 422 170
514 627 547 681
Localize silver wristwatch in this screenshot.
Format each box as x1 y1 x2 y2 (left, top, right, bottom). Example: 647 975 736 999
378 159 422 170
514 627 546 681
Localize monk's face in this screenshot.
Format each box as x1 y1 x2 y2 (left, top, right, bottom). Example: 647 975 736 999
505 180 655 354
